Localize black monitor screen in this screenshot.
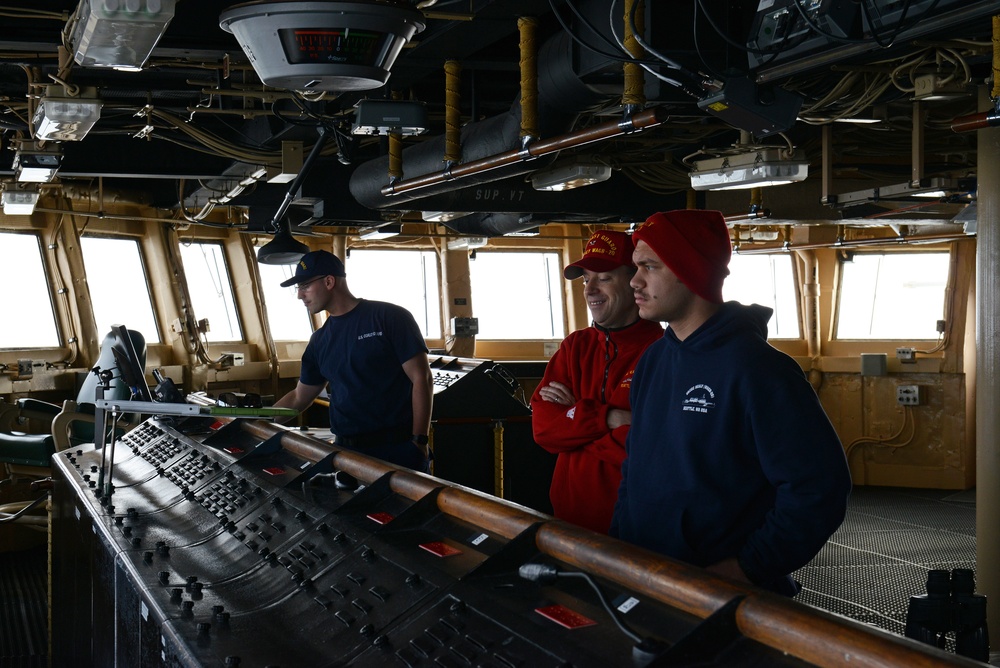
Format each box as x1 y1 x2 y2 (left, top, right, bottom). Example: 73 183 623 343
111 324 153 402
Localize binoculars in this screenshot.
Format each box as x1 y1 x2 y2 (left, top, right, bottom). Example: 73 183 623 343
905 568 989 661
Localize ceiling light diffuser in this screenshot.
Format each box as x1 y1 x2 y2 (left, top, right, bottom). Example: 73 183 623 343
69 0 177 70
689 148 809 191
33 86 103 141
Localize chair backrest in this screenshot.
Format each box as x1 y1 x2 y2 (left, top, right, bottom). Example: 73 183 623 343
78 328 147 405
72 328 147 442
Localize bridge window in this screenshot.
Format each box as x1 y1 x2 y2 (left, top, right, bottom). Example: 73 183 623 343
257 261 317 341
178 242 242 342
81 236 160 342
725 253 800 339
836 251 949 340
470 252 565 339
346 250 442 338
0 232 60 349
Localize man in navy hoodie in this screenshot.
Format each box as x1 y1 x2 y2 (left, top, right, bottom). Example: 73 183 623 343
610 209 851 596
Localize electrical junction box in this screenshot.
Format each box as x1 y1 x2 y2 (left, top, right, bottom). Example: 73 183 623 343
220 352 245 368
897 385 922 406
17 359 33 379
451 317 479 338
896 347 916 363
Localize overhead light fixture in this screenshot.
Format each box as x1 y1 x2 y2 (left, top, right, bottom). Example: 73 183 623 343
220 1 426 92
33 85 103 141
358 224 401 240
446 236 487 251
531 163 612 191
14 143 61 183
689 148 809 191
257 220 311 265
825 177 975 208
1 183 40 215
352 99 428 136
422 211 470 223
68 0 177 70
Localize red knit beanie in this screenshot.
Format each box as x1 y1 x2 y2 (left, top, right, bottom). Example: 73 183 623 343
632 210 732 304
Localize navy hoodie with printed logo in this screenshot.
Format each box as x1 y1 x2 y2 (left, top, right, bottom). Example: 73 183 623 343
610 302 851 594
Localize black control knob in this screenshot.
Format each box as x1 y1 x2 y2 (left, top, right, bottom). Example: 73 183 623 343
406 573 422 587
131 537 141 548
170 588 183 601
143 551 153 563
158 571 170 584
197 622 211 634
361 548 377 563
224 657 240 667
123 526 132 537
360 624 374 636
212 605 224 616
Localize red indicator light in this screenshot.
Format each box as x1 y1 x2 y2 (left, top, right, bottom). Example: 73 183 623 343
366 512 394 525
419 541 461 558
534 605 597 629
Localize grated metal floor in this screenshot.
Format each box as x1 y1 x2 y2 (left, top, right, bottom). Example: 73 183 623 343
794 486 977 640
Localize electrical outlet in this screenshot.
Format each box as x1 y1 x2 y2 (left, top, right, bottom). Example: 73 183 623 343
896 347 916 363
897 385 921 406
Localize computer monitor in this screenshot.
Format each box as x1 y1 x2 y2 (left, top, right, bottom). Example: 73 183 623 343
110 324 153 402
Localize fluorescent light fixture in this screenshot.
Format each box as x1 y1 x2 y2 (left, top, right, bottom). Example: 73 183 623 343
358 224 402 240
446 236 487 251
531 163 612 191
352 100 428 136
689 149 809 191
422 211 470 223
33 85 102 141
14 143 61 183
69 0 177 70
1 184 40 215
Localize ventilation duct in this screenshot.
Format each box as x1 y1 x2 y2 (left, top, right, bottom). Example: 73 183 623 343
348 28 610 210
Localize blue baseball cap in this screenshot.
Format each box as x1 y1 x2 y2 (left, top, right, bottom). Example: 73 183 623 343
280 250 346 287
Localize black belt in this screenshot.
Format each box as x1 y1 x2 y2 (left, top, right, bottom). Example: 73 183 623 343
335 425 411 449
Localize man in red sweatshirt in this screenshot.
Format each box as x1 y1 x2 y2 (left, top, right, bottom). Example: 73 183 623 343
531 230 663 533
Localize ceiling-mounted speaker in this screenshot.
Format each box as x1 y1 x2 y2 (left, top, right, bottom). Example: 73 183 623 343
220 0 425 92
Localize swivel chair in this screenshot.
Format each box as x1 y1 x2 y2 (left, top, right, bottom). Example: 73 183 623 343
0 327 147 480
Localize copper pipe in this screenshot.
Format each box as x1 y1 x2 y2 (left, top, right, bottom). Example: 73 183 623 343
381 107 665 197
951 107 1000 133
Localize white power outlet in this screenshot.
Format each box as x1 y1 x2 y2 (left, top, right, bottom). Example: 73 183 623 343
897 385 921 406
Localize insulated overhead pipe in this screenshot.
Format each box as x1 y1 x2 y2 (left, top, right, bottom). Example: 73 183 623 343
518 17 539 143
444 59 462 165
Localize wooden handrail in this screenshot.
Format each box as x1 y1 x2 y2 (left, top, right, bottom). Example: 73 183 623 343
236 420 976 667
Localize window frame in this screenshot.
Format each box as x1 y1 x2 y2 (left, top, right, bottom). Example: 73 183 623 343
833 249 951 341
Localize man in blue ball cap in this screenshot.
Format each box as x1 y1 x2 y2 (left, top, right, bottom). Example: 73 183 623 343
274 250 433 471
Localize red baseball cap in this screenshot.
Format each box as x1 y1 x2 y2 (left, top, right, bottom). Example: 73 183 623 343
564 230 635 280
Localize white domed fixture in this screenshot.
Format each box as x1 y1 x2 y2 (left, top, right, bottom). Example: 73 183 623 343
220 1 425 92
